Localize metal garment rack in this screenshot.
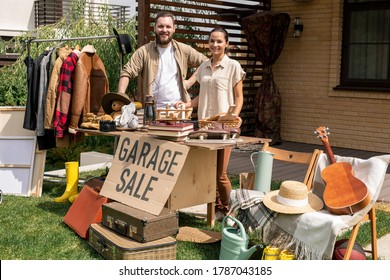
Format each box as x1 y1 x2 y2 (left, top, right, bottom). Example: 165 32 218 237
25 34 120 64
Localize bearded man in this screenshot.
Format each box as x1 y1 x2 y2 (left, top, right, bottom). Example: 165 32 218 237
118 11 207 108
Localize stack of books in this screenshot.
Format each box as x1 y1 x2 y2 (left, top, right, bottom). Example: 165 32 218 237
136 109 144 129
147 122 194 141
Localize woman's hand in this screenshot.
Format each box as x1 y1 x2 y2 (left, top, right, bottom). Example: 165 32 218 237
184 68 199 89
174 100 185 109
184 79 193 90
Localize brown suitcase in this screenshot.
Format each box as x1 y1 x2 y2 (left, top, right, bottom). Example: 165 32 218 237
88 223 176 260
101 201 179 243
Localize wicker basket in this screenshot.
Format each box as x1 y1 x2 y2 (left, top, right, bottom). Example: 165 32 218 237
89 223 176 260
198 119 241 130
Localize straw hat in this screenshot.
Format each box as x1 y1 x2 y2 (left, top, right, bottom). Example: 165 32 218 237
101 92 131 115
263 180 323 214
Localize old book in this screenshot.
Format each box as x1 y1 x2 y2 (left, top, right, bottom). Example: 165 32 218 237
147 129 191 137
152 134 189 142
148 122 194 132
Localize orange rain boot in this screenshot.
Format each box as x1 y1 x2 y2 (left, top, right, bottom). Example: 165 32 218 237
54 162 79 203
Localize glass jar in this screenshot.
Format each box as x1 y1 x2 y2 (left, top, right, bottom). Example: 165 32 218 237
143 95 155 126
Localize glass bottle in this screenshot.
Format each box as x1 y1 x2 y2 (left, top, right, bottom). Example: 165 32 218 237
143 95 155 126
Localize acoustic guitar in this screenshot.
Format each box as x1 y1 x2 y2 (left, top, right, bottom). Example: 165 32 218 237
315 126 370 215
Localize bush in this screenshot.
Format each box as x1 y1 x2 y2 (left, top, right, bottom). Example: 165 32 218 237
0 1 137 169
0 0 137 107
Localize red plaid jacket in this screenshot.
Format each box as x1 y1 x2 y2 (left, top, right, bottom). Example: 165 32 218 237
54 51 79 137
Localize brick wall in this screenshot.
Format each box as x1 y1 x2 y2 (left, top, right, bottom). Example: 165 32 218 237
270 0 390 153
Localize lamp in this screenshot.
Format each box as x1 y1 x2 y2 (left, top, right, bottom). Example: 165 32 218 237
294 17 304 37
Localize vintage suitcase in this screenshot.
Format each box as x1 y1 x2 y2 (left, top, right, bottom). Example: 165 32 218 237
102 201 179 242
89 223 177 260
63 178 108 239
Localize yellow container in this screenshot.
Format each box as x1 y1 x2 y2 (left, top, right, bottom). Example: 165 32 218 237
262 246 280 260
262 246 295 260
279 249 295 260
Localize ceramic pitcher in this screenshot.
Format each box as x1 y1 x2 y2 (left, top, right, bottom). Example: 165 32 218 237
250 151 274 193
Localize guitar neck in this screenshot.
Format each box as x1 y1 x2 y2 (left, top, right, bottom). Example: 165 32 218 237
323 141 336 164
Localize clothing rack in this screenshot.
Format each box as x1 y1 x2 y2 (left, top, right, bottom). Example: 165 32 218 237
26 34 117 60
23 34 121 141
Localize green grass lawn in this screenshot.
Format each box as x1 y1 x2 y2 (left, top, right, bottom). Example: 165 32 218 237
0 174 389 260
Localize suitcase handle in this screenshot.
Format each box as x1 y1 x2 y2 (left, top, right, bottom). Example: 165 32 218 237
97 240 109 253
114 219 128 235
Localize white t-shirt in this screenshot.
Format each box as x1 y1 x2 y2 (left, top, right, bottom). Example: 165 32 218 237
153 44 181 108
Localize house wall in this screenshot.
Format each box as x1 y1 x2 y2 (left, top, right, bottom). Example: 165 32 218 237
0 0 137 37
0 0 35 36
270 0 390 153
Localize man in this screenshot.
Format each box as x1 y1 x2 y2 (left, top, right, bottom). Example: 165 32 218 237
118 11 207 108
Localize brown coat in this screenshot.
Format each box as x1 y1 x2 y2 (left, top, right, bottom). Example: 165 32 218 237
44 46 73 129
69 46 109 132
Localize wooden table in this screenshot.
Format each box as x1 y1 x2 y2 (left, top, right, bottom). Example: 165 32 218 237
77 128 270 227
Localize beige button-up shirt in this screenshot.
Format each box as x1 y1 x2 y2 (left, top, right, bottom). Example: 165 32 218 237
196 54 246 119
120 39 207 103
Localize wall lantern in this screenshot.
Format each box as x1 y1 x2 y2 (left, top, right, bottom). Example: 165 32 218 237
294 17 304 37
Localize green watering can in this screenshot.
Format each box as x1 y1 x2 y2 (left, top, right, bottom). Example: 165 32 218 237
219 216 261 260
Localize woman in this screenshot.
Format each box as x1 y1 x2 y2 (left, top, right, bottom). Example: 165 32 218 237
176 27 245 221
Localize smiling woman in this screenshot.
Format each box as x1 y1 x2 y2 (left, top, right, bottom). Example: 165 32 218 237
176 26 246 222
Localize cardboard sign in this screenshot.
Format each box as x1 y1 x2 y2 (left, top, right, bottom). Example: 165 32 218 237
100 132 189 215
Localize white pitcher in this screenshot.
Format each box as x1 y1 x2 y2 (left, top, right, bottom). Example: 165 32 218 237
250 151 274 193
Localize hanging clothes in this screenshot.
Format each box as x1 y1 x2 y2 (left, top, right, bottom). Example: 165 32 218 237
35 49 59 151
36 49 53 137
53 49 81 138
23 50 49 130
23 35 115 149
23 55 35 130
44 45 73 130
48 43 65 82
68 44 109 134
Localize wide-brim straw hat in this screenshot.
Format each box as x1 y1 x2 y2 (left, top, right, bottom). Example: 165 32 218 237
263 180 324 214
101 92 131 114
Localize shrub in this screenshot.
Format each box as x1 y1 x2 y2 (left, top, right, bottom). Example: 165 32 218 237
0 0 137 168
0 0 137 106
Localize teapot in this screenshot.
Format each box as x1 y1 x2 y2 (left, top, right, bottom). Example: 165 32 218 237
219 216 261 260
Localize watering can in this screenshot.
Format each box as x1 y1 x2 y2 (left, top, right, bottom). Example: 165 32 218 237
219 216 261 260
250 151 274 193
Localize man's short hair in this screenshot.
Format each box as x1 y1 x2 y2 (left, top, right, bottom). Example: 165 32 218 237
154 11 175 25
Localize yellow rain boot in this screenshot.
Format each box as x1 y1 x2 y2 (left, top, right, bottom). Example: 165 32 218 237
68 194 79 204
54 161 79 203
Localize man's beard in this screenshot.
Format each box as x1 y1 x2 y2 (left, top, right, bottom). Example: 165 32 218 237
156 32 173 46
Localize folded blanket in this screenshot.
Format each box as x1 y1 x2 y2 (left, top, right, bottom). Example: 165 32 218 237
229 154 390 260
229 189 277 240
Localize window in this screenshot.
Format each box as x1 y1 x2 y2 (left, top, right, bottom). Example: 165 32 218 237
339 0 390 90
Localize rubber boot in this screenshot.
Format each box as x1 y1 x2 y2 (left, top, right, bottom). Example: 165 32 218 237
68 194 78 204
54 161 79 203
